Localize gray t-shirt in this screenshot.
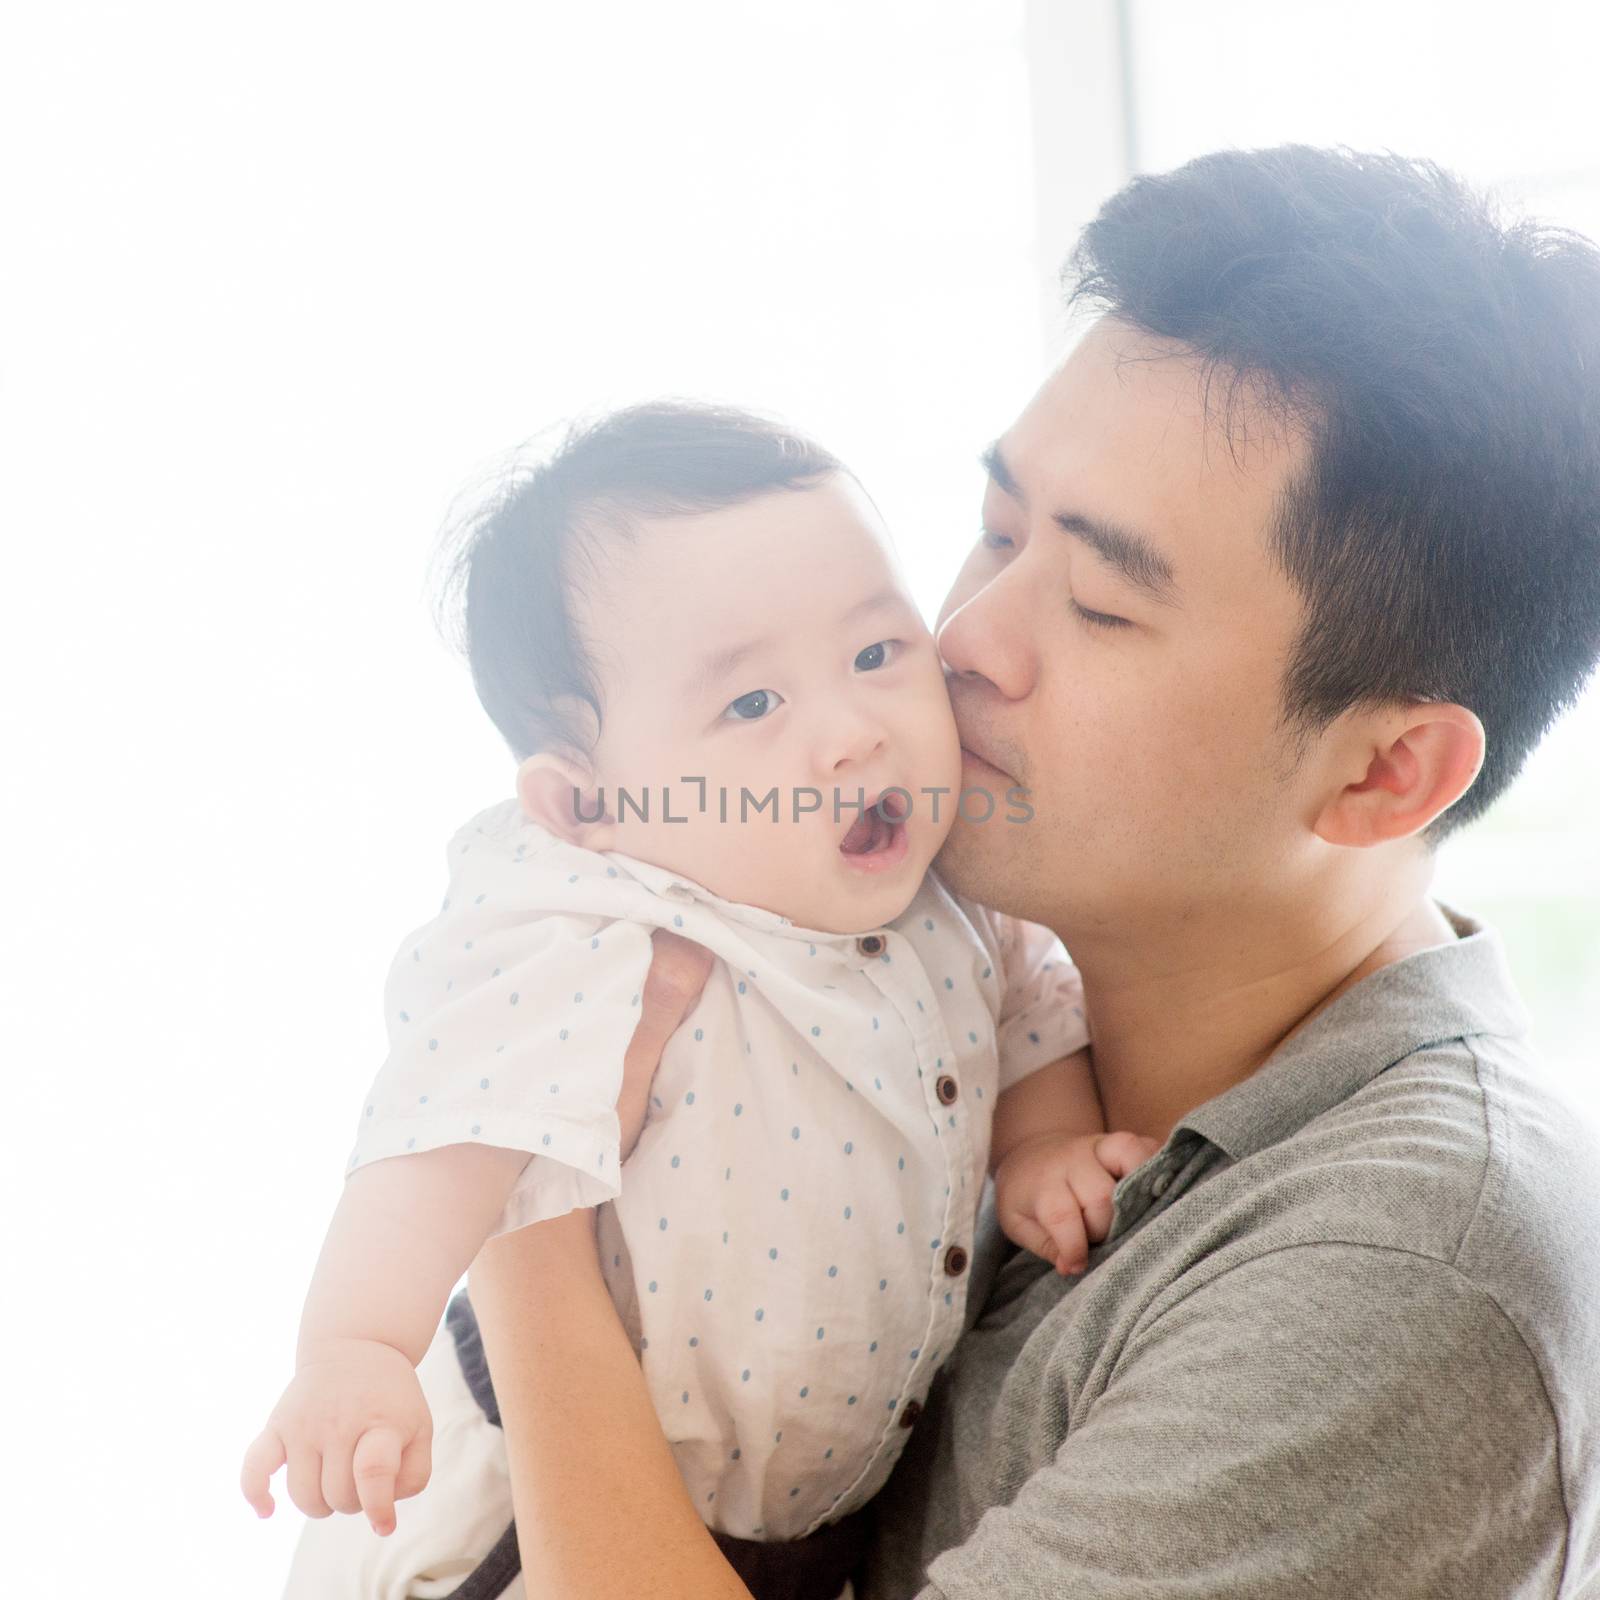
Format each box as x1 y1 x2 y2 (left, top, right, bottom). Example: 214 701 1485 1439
860 907 1600 1598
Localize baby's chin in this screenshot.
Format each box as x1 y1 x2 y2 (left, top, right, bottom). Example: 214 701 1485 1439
798 830 946 935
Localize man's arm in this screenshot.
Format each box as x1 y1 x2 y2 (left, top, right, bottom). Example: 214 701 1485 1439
467 928 755 1600
469 1208 755 1600
910 1241 1568 1599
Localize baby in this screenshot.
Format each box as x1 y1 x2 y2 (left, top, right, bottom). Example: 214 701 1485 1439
244 402 1157 1599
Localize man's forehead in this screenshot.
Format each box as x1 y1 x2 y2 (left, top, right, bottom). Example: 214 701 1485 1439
991 320 1306 586
1004 321 1241 479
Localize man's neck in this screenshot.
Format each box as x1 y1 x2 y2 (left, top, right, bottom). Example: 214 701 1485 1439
1068 867 1457 1145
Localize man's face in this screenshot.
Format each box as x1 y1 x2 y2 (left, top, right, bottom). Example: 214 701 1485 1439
933 316 1317 935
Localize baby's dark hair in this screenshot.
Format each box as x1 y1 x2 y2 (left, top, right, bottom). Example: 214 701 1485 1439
432 401 841 762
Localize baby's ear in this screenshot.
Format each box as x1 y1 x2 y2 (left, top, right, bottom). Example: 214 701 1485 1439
516 753 615 849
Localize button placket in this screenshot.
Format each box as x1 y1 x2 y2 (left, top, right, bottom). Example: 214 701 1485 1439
870 936 972 1440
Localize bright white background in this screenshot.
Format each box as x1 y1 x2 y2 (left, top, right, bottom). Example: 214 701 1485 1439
2 3 1594 1593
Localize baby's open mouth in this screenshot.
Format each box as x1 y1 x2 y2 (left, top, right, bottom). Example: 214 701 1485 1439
839 789 908 855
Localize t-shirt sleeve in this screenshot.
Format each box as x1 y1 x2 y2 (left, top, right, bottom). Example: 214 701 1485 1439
346 824 656 1235
915 1242 1568 1599
988 912 1090 1093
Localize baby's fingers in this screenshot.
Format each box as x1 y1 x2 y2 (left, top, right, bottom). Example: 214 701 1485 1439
239 1428 285 1518
1074 1132 1164 1243
1095 1130 1163 1180
287 1441 333 1519
997 1202 1069 1273
394 1426 433 1505
1034 1192 1090 1277
352 1427 405 1536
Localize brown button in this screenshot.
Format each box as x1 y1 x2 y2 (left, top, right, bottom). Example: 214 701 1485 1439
897 1398 923 1430
857 934 884 957
943 1244 969 1277
935 1074 958 1105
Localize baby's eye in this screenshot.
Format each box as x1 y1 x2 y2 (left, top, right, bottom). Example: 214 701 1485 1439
724 687 785 722
854 640 899 672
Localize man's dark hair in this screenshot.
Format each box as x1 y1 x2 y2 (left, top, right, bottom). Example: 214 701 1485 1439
433 400 840 762
1067 144 1600 838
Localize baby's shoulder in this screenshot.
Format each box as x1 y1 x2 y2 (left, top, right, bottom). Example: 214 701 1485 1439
442 797 567 873
435 799 645 909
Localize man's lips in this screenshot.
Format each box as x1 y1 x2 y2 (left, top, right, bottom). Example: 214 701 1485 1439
959 742 1014 783
950 696 1015 783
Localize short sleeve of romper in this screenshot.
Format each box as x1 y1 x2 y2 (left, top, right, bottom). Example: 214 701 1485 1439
961 898 1090 1093
345 800 658 1236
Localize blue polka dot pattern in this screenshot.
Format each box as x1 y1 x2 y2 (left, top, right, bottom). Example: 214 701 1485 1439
347 796 1091 1543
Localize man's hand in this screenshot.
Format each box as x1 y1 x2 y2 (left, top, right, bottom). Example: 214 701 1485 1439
615 928 715 1160
239 1336 432 1536
994 1129 1161 1276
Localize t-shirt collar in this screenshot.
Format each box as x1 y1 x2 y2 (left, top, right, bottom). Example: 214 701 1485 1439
599 845 862 945
1170 905 1531 1164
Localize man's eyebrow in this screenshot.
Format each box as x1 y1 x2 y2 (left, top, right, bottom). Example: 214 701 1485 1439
981 440 1179 607
979 441 1024 503
1053 512 1180 607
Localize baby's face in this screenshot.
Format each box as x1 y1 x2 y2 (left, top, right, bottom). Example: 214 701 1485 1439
570 474 962 934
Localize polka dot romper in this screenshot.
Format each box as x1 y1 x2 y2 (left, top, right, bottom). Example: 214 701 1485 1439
349 798 1088 1542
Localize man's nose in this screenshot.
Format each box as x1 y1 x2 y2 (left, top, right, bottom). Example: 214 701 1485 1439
936 578 1034 701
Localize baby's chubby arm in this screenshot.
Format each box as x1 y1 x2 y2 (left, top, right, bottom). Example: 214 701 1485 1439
990 1051 1160 1276
240 1140 529 1535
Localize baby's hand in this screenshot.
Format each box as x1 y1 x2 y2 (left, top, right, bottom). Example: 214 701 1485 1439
994 1129 1162 1276
239 1337 433 1536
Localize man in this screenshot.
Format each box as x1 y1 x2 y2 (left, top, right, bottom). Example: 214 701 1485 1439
467 145 1600 1597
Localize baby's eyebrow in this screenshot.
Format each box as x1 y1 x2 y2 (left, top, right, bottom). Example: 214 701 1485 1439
840 585 910 626
686 589 912 702
690 637 769 701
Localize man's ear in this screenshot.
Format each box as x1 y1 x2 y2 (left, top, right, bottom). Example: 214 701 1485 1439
517 753 617 850
1312 702 1486 848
